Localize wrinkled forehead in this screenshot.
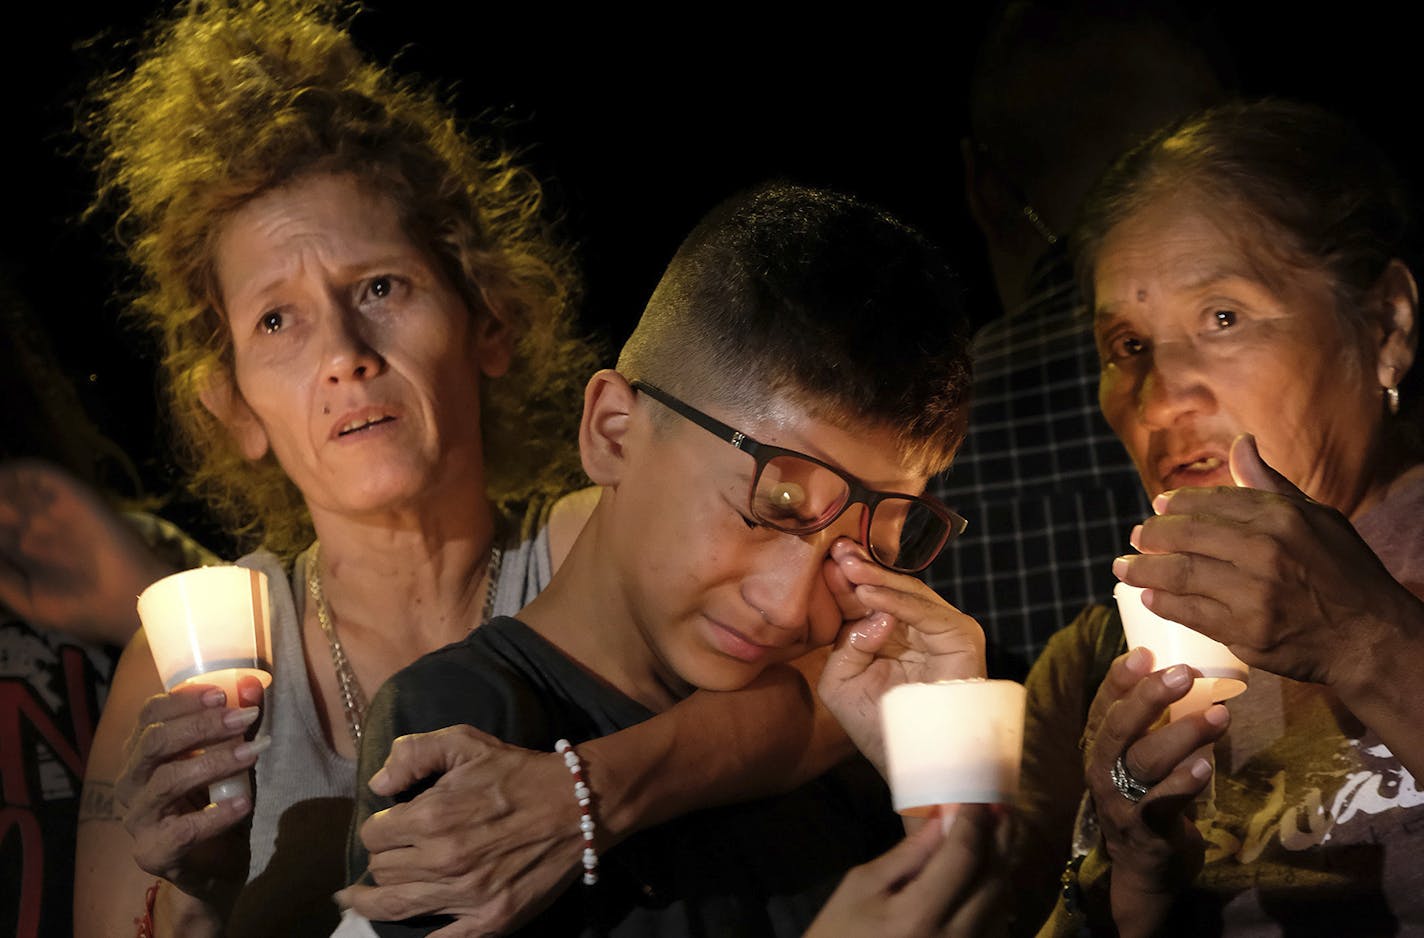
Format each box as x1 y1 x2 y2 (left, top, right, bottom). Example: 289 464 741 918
1093 188 1321 311
210 172 447 315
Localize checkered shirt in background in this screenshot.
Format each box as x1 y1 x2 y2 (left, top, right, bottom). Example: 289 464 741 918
924 275 1150 681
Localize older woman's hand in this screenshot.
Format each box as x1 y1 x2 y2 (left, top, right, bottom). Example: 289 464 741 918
117 678 266 909
341 726 581 934
1082 648 1230 937
1117 435 1424 693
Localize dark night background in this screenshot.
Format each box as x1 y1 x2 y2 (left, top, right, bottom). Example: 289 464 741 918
4 1 1415 553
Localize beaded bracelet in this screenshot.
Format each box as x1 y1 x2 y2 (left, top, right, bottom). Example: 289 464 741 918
555 738 599 885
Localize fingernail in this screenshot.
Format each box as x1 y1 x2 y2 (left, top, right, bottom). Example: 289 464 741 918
333 888 351 910
203 688 226 707
1129 524 1143 550
1112 555 1133 579
1163 664 1193 689
848 616 892 648
1204 704 1230 727
848 627 878 646
224 706 261 729
939 804 960 836
226 795 252 814
233 734 273 762
1125 646 1152 674
1189 757 1213 781
369 767 390 791
1153 491 1176 515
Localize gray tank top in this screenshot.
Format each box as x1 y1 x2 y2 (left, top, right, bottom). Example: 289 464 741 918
226 501 555 937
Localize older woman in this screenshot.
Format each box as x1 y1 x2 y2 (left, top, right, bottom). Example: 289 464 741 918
1017 99 1424 937
74 4 845 937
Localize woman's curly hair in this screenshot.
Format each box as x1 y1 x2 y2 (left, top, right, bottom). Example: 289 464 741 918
87 0 597 557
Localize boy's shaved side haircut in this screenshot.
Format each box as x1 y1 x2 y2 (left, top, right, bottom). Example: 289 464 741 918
618 183 973 474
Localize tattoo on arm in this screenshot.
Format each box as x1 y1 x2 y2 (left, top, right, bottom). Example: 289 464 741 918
79 781 120 823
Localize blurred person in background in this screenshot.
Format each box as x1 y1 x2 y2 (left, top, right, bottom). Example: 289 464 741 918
1 273 213 938
926 0 1226 679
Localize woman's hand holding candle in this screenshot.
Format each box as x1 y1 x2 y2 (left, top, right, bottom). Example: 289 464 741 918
116 672 268 912
1117 435 1420 691
1081 648 1231 937
1118 432 1424 783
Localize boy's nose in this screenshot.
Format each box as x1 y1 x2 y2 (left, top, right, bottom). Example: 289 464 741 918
741 512 861 637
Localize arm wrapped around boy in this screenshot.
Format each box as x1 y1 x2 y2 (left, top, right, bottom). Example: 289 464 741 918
349 616 899 937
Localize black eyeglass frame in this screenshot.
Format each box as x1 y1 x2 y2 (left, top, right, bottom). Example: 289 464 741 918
630 379 967 572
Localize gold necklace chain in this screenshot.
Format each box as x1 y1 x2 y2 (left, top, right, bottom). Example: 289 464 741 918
306 539 505 746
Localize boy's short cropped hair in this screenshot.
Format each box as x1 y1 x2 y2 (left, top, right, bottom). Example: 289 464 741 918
617 183 973 475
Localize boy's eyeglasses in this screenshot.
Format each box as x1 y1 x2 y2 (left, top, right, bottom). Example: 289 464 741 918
631 380 967 573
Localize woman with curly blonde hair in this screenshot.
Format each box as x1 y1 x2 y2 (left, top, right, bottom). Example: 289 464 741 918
73 1 604 933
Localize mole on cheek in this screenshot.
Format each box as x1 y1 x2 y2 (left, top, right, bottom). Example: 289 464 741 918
1136 288 1149 303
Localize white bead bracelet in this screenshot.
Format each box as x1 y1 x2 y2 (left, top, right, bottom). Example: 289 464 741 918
555 738 599 885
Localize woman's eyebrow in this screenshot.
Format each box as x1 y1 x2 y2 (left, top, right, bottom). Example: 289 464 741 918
227 249 430 308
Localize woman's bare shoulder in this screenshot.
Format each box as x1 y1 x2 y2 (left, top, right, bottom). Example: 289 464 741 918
547 486 600 571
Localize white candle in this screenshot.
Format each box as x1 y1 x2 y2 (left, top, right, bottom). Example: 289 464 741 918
137 566 274 804
880 680 1025 816
1114 582 1247 720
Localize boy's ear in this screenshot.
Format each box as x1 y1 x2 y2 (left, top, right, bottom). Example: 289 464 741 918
580 369 638 486
198 369 270 461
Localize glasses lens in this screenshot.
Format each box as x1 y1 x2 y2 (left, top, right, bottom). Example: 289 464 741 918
752 455 851 533
867 496 955 572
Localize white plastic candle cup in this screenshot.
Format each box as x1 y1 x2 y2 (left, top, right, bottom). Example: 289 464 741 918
137 566 274 805
1114 582 1247 720
880 679 1026 816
